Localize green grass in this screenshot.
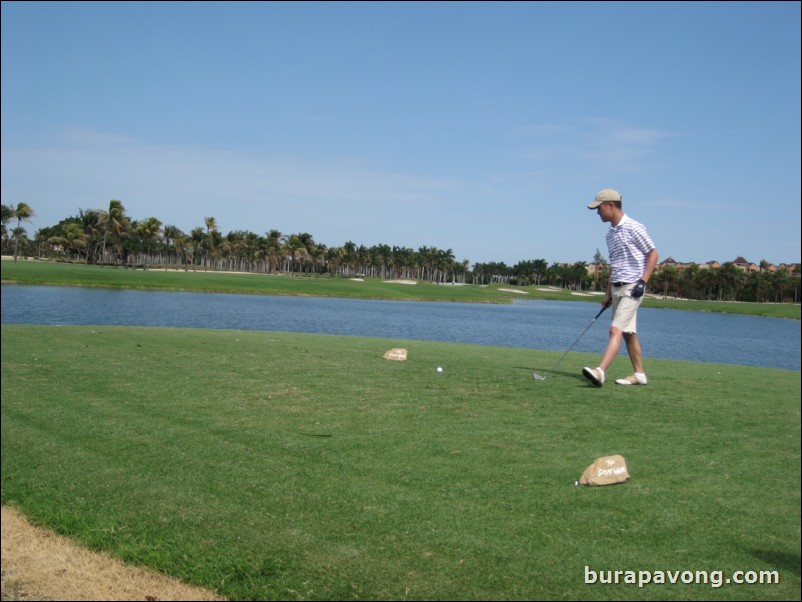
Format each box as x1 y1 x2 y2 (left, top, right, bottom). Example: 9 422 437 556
2 258 800 319
1 259 513 303
2 324 799 600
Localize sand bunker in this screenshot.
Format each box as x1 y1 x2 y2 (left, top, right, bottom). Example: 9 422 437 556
1 506 224 601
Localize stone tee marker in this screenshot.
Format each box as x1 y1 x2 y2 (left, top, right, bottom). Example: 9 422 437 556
383 348 408 361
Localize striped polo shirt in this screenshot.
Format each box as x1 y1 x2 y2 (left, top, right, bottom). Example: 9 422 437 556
606 214 656 283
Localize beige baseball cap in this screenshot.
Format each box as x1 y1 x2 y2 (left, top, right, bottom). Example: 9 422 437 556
587 188 622 209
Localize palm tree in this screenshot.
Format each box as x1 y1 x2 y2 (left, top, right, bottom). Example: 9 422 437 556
296 232 317 273
418 246 433 281
457 258 470 284
1 204 13 251
48 223 88 262
325 245 345 275
569 261 588 290
771 267 794 303
76 209 105 264
310 242 328 274
438 248 456 283
204 216 218 270
694 267 717 300
264 229 283 273
190 227 206 269
136 217 163 268
101 200 130 266
356 245 370 277
546 262 564 287
756 259 772 303
717 262 745 301
659 264 679 298
531 259 549 286
9 227 32 260
162 224 184 268
177 231 193 270
8 202 35 262
281 234 308 273
342 240 357 276
239 231 261 272
372 244 391 279
397 246 417 280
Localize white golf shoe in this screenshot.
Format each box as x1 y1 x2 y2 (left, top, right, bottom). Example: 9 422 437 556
582 366 605 387
615 373 648 385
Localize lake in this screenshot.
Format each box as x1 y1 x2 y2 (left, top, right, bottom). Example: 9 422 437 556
1 284 799 371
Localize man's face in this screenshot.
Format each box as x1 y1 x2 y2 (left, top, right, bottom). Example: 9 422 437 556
596 202 614 223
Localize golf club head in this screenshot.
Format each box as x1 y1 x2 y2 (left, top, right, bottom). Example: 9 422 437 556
532 372 546 381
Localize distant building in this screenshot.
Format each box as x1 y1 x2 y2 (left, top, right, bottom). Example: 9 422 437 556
591 256 798 278
732 256 758 273
654 257 802 275
658 256 687 271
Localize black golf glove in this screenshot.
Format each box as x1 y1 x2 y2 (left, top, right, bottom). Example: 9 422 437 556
631 279 646 298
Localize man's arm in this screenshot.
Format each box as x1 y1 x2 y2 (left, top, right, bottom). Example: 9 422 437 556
631 249 659 299
642 248 659 283
602 280 613 309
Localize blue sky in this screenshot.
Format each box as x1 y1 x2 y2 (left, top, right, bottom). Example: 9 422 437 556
2 1 800 267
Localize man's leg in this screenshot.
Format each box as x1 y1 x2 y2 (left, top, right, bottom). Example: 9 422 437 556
623 332 644 374
583 325 623 386
599 326 624 372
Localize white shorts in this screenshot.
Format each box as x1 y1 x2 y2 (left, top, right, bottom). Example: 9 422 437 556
611 283 643 334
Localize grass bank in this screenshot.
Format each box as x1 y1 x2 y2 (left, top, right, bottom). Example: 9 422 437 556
2 258 799 319
2 325 799 600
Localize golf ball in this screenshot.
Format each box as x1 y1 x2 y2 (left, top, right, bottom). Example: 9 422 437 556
436 366 443 373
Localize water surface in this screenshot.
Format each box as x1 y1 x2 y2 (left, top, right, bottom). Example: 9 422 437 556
1 284 799 371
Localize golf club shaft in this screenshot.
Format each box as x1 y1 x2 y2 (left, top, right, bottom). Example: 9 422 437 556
541 305 607 378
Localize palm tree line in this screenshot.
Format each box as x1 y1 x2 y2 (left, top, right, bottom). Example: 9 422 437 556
1 200 799 303
2 200 468 283
648 260 799 304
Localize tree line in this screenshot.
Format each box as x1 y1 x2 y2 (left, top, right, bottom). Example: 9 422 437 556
2 200 799 303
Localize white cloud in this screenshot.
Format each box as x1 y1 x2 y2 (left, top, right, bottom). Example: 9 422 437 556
514 118 677 172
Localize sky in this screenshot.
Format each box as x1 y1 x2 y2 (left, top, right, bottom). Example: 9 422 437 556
2 1 800 267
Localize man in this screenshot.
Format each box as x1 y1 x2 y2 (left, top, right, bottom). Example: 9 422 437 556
583 189 658 387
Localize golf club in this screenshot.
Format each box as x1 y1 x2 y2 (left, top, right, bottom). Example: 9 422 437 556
532 305 608 381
